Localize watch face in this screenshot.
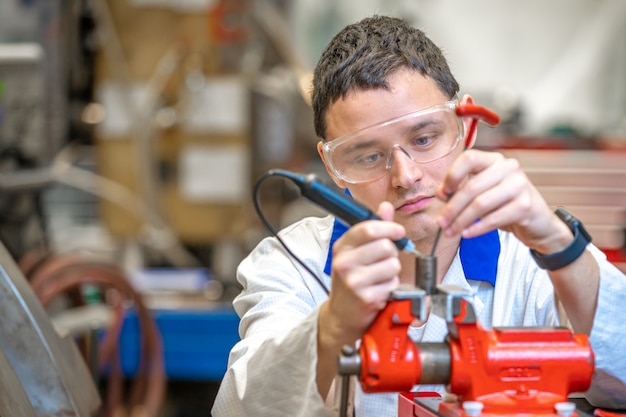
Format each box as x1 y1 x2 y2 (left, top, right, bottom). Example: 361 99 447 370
555 207 574 225
557 207 592 242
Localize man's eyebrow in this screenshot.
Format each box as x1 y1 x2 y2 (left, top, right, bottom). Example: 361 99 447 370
342 137 383 152
339 117 447 151
404 118 445 134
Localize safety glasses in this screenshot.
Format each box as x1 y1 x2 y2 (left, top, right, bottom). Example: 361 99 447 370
321 100 499 184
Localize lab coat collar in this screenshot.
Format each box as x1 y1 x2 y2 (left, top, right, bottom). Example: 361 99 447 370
324 218 500 287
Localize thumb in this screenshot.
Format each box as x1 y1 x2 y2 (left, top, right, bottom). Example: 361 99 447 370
377 201 395 221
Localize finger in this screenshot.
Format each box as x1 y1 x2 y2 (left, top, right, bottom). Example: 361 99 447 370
327 272 399 337
333 238 400 283
460 205 514 238
335 219 406 251
346 256 401 290
438 150 504 198
438 155 520 229
377 201 395 221
357 275 400 308
462 185 553 242
443 172 527 236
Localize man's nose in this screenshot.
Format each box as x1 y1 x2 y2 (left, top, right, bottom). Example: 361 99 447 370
385 144 414 169
387 145 423 187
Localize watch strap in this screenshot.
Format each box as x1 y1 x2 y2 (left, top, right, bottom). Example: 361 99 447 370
530 208 591 271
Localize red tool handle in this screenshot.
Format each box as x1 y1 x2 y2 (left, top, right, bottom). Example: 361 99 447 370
456 104 501 147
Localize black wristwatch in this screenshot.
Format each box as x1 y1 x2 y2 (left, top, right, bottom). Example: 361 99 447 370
530 207 592 271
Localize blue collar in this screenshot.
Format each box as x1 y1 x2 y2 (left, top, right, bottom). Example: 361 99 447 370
323 218 500 286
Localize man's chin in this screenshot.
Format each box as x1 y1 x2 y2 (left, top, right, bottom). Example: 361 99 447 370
402 214 439 242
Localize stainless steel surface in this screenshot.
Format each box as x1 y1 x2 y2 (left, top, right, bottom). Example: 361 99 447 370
0 349 38 417
0 240 100 416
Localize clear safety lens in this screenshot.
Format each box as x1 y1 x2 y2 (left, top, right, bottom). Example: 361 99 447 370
322 100 464 183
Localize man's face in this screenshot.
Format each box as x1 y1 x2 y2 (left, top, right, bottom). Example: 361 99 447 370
319 68 462 242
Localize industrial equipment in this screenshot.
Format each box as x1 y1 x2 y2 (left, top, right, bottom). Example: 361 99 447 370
0 240 101 416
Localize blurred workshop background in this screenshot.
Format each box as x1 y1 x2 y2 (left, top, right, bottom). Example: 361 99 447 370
0 0 624 416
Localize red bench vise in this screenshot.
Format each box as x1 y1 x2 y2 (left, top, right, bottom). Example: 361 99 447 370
338 285 594 417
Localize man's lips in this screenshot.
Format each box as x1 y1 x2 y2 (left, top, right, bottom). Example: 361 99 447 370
396 196 434 213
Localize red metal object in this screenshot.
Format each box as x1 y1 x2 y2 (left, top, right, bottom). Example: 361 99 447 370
448 323 593 413
360 296 594 416
399 392 442 417
456 104 500 147
602 248 626 264
360 298 422 392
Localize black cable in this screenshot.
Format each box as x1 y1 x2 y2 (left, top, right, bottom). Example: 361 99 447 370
252 170 330 295
253 169 441 295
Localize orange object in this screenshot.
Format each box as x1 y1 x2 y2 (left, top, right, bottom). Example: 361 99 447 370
360 296 594 416
455 103 500 147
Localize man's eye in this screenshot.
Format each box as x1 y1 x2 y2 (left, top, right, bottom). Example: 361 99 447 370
412 135 437 147
355 152 383 165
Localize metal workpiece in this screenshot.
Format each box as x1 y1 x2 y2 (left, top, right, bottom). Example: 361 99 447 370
0 241 100 416
416 343 451 385
415 254 437 295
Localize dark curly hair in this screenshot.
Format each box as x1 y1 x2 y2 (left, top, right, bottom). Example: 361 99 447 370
312 15 460 139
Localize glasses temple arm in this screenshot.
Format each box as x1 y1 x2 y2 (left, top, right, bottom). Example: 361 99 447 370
456 104 501 147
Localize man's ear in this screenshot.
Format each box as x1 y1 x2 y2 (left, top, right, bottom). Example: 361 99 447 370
317 141 348 189
460 94 477 149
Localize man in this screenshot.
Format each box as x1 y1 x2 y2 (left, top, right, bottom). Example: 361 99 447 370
212 15 626 417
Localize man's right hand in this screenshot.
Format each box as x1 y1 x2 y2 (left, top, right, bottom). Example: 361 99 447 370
316 202 406 397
